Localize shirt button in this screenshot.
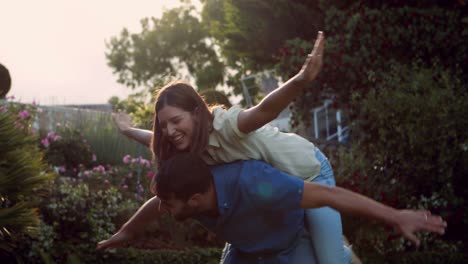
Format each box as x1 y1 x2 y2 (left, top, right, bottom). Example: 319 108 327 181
224 202 228 207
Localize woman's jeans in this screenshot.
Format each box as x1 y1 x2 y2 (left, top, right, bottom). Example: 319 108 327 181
306 147 351 264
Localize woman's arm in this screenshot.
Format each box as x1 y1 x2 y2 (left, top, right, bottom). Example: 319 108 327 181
96 196 163 251
300 182 447 246
237 31 324 134
112 112 153 147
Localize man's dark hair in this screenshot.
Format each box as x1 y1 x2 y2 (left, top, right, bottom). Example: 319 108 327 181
155 152 213 201
0 63 12 99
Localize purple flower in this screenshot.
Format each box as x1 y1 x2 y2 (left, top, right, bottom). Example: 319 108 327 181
18 110 30 120
122 185 128 190
54 135 62 141
123 154 131 164
92 154 97 162
0 105 8 112
6 95 15 100
47 131 56 139
147 171 154 180
41 137 50 147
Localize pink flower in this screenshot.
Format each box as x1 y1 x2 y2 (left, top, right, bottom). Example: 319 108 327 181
104 179 109 184
47 131 56 139
6 95 15 100
37 108 43 113
147 171 154 180
0 105 8 112
92 154 97 162
123 154 131 164
84 171 90 177
122 185 128 190
32 100 37 106
59 166 66 173
54 135 62 141
18 110 30 120
41 137 50 147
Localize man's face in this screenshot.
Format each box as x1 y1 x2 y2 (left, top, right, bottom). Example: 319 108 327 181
159 195 198 221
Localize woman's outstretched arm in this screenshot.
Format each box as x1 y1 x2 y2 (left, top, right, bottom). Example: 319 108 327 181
113 112 153 147
238 31 325 134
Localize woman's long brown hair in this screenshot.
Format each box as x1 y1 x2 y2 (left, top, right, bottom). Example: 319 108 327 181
151 81 214 165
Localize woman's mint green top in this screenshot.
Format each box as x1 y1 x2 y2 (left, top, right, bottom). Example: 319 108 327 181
201 106 321 181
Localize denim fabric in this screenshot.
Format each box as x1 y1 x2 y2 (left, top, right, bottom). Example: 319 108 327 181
220 229 317 264
304 147 351 264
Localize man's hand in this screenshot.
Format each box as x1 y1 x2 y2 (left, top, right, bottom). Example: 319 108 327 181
393 210 447 247
112 112 133 134
97 230 133 251
294 31 325 84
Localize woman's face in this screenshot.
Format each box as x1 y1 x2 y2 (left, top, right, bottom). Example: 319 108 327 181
158 105 196 151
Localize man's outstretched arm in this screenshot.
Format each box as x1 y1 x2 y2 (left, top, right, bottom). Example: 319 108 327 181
96 196 162 251
300 182 447 247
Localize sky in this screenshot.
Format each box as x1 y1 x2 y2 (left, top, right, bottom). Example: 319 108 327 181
1 0 190 105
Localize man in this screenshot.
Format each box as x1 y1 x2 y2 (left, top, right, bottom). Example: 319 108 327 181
97 153 446 263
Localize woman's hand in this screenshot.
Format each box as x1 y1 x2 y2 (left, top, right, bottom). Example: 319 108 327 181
393 210 447 247
294 31 325 84
112 112 133 134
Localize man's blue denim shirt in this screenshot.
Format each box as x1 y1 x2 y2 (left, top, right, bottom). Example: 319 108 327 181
195 160 305 258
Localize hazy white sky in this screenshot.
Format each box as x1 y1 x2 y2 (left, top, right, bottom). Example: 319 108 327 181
1 0 187 105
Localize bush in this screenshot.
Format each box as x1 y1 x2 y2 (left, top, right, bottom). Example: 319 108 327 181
335 62 467 261
275 6 467 128
24 178 139 263
0 101 54 261
40 124 95 174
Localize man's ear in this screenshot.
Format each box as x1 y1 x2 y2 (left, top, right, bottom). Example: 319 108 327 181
187 193 203 207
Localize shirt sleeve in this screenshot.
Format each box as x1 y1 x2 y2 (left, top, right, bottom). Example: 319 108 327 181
212 106 248 140
241 160 304 212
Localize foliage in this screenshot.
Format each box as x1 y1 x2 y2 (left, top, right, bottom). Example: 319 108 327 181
297 5 467 117
202 0 323 71
105 247 222 264
0 101 55 260
106 5 224 92
108 93 154 130
201 0 323 101
40 124 95 174
25 178 138 263
200 89 232 108
334 62 467 261
78 154 154 201
0 63 11 99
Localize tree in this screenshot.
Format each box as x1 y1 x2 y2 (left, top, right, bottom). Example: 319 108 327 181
106 5 224 92
202 0 323 72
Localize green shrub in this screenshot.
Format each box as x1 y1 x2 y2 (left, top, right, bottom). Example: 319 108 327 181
0 101 54 262
40 124 94 174
26 179 137 263
335 62 467 260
